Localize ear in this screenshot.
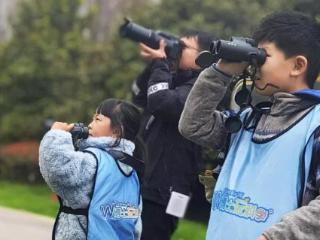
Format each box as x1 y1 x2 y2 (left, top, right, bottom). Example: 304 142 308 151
291 55 307 77
112 129 121 138
112 126 123 138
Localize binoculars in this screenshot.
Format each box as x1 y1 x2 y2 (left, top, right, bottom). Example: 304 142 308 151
196 37 267 68
70 123 89 141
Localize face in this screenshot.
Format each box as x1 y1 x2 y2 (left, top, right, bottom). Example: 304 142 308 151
179 36 200 70
255 41 308 96
88 113 114 137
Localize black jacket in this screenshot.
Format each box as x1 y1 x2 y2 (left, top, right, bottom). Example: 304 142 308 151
132 59 202 206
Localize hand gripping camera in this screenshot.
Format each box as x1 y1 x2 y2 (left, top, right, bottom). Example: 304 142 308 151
119 18 184 61
196 37 266 68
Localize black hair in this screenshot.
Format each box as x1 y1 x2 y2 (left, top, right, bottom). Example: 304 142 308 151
182 30 217 51
96 98 145 160
252 11 320 88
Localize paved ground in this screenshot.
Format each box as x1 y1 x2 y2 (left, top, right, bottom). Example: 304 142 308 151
0 207 54 240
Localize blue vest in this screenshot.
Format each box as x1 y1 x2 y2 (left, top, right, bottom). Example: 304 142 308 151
206 105 320 240
86 147 140 240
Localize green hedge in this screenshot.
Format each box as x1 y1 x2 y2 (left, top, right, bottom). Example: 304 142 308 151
0 156 43 184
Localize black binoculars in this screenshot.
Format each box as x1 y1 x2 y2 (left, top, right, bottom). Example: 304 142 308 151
119 18 183 60
70 123 89 141
44 120 89 142
196 37 267 68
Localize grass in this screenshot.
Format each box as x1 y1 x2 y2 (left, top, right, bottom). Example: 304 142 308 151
172 220 207 240
0 181 207 240
0 181 58 217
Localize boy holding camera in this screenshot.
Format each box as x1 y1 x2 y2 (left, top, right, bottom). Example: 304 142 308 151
132 31 220 239
179 12 320 240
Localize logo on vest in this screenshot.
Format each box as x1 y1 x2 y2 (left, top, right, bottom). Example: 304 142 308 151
100 202 139 219
212 188 274 223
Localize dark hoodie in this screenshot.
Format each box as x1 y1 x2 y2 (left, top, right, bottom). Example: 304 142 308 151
132 59 202 206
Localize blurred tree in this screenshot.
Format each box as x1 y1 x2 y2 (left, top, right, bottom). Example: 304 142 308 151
293 0 320 21
127 0 297 38
0 0 131 142
84 0 149 41
0 0 319 143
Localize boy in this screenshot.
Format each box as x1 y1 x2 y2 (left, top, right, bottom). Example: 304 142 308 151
179 12 320 240
132 32 221 239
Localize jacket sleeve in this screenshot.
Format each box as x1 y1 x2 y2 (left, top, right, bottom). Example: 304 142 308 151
146 59 193 123
178 65 233 149
39 129 97 201
132 62 153 109
263 196 320 240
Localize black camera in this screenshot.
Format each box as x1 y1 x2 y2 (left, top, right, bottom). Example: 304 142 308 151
119 18 184 61
196 37 266 68
70 123 89 141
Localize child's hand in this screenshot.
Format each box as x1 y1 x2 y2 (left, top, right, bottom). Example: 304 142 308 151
51 122 74 132
216 59 249 76
139 39 167 60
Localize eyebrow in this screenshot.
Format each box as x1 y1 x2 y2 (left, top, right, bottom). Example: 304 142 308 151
96 114 106 119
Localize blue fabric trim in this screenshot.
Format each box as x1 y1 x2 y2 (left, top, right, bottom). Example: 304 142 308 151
293 89 320 101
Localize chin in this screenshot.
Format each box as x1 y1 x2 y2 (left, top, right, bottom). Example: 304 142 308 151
255 87 278 97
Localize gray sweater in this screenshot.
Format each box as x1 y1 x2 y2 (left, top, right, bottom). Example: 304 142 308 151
179 66 320 240
39 129 142 240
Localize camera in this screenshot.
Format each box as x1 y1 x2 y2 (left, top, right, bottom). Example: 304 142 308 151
196 37 266 68
70 123 89 141
119 18 184 61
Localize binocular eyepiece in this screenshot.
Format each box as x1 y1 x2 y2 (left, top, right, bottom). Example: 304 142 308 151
196 37 267 68
119 18 183 61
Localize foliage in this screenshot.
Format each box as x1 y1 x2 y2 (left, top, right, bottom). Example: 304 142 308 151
0 0 319 142
0 141 42 183
172 219 207 240
0 156 43 183
0 0 143 142
125 0 296 39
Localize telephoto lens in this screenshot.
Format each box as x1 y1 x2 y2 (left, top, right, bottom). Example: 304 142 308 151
120 18 161 49
119 18 183 61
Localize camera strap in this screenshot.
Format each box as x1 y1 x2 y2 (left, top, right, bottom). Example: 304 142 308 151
107 149 144 177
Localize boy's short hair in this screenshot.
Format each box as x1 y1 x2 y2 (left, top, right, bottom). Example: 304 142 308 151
253 11 320 88
182 30 217 51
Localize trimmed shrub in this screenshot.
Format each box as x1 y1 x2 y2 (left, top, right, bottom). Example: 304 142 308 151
0 141 43 183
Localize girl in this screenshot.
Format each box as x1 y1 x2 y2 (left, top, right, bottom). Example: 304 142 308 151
39 99 144 240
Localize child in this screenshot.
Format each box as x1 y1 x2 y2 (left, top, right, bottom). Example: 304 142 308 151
179 12 320 240
39 98 143 240
133 31 219 240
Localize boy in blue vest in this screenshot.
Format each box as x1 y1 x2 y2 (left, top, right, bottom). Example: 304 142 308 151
179 12 320 240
